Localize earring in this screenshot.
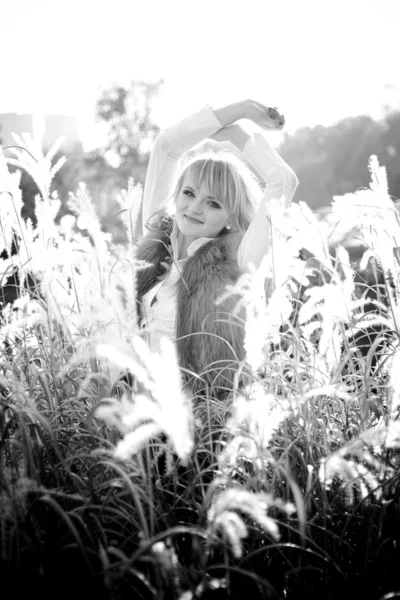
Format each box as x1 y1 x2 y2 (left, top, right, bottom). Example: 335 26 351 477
226 225 231 231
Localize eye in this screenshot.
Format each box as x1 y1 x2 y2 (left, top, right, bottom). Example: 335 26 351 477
183 188 194 197
208 200 222 209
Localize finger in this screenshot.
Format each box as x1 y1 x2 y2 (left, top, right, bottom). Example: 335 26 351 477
266 106 280 120
264 114 285 130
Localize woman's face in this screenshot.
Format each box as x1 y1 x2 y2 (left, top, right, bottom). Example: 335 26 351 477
175 172 232 243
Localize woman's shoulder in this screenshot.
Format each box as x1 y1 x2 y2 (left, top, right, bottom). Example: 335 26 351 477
219 232 244 257
196 232 244 262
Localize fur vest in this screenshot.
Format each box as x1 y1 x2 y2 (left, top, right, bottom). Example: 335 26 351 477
135 215 246 397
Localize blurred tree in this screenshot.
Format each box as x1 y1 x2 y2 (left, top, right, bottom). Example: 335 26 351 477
82 79 163 238
96 80 162 170
0 81 162 240
280 110 400 210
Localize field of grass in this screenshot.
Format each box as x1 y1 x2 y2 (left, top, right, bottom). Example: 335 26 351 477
0 139 400 599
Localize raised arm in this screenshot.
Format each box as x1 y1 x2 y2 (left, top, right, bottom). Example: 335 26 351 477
239 127 298 271
210 100 299 271
141 100 279 231
142 106 230 231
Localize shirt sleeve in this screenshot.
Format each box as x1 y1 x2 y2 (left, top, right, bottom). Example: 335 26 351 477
237 132 299 271
142 106 224 231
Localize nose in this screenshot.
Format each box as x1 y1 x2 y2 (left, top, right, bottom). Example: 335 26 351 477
187 197 203 214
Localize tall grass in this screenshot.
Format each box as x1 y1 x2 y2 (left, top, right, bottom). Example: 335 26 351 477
0 138 400 599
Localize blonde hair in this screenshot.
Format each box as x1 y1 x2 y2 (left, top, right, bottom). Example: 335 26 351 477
172 151 263 233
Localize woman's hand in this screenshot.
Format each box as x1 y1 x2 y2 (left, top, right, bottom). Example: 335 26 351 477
244 100 285 131
213 100 284 131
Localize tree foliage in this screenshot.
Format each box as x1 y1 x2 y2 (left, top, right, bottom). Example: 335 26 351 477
96 80 162 166
87 79 163 187
280 110 400 211
81 80 163 237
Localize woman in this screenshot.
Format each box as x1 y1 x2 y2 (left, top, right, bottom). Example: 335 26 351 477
135 99 298 398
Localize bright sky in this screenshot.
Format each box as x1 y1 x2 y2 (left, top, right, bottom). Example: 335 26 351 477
2 0 400 148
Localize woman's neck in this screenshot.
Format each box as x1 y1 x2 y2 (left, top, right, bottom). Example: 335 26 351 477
177 238 190 260
177 232 196 260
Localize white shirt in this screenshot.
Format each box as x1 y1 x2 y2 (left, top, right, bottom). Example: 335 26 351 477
140 106 299 352
139 226 211 350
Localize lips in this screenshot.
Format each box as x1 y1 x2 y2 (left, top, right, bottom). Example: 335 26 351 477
184 214 203 224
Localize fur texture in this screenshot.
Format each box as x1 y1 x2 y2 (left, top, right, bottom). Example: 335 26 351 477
135 215 174 302
176 233 245 396
135 215 246 397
